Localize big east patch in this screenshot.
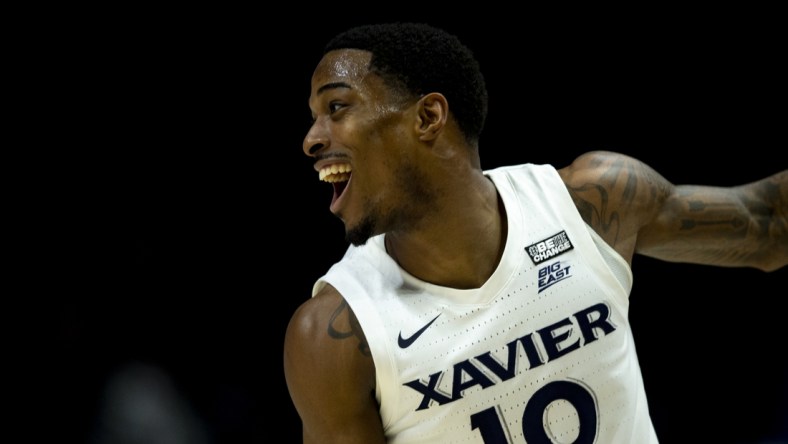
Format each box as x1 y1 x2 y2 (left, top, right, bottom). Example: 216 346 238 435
538 260 573 293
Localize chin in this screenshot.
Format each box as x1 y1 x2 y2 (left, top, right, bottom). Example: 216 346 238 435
345 216 376 247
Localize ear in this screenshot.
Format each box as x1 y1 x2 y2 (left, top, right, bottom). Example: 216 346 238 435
415 92 448 142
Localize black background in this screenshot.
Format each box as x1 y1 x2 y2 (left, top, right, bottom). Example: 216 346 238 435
49 9 786 443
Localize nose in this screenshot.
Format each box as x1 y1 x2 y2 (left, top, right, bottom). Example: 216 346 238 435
303 120 328 157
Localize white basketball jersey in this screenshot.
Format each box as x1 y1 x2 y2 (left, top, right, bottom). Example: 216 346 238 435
313 163 659 443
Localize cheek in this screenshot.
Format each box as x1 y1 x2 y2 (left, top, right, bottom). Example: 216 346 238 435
354 113 415 187
363 106 411 144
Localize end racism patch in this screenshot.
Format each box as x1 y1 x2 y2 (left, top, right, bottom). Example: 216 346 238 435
526 230 574 264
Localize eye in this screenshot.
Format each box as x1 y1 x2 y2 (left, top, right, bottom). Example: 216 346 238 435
328 101 345 114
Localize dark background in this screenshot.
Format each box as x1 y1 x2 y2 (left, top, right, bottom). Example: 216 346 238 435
49 9 786 443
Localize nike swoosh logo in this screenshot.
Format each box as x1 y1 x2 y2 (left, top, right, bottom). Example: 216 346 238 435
398 314 441 349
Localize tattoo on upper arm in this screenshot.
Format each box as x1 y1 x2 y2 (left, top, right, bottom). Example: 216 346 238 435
567 155 670 246
327 299 371 357
680 200 745 230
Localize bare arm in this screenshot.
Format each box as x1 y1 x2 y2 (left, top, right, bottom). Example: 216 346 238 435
559 151 787 271
636 170 787 271
283 285 385 444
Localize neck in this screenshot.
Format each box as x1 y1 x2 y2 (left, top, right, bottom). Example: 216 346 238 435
385 173 506 289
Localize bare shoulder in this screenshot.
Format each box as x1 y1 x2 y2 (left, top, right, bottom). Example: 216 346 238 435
557 151 674 263
284 283 375 386
557 151 671 196
284 284 383 443
285 284 355 353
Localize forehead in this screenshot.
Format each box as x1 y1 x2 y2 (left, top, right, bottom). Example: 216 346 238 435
311 48 374 89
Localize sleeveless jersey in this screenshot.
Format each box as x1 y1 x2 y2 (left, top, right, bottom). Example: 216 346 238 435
313 163 659 443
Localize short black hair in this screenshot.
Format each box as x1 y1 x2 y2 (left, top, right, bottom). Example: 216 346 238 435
324 22 488 146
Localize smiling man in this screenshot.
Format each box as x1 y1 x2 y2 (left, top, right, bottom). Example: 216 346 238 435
283 22 787 444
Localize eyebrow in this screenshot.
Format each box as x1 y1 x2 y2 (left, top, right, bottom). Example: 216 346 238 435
317 81 352 95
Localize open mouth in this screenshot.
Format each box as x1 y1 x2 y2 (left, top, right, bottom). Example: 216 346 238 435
318 163 352 207
319 163 352 183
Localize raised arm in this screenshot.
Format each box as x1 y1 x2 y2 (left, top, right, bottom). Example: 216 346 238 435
636 169 787 271
559 151 787 271
283 285 385 444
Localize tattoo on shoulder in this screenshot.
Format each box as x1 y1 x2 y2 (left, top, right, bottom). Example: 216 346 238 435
327 299 371 357
567 156 670 245
567 181 620 244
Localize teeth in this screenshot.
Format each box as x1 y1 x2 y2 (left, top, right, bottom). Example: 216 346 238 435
319 164 352 183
